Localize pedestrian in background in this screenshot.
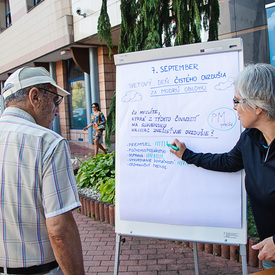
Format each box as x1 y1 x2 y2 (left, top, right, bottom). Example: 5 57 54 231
170 63 275 270
0 67 84 275
84 102 107 155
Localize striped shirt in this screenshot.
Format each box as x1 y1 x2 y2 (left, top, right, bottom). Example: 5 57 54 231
0 107 81 268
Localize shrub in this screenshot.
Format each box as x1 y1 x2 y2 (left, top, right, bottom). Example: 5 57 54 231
100 178 115 204
247 197 259 238
76 151 115 194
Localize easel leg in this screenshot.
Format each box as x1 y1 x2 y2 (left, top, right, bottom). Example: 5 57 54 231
193 242 200 275
240 244 248 275
114 234 122 275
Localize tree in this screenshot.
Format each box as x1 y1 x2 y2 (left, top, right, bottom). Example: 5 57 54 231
119 0 220 53
97 0 113 56
98 0 219 54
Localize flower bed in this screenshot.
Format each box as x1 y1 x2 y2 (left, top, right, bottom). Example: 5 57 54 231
78 194 115 225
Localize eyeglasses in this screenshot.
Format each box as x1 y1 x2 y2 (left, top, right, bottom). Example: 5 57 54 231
92 106 97 108
233 96 245 107
39 88 63 106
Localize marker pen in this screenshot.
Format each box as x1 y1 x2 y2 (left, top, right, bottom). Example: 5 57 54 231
167 143 179 151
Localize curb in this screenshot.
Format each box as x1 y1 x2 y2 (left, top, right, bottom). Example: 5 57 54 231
79 194 115 225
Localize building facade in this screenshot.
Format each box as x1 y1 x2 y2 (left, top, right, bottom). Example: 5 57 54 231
0 0 273 147
0 0 120 145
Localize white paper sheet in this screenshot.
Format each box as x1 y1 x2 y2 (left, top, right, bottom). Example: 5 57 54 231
117 51 242 229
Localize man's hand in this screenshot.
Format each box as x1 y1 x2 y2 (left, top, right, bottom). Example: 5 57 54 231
252 237 275 261
169 139 187 159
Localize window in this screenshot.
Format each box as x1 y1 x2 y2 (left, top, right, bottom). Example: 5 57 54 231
67 59 87 129
26 0 44 12
69 80 87 129
2 0 11 29
5 0 11 27
0 0 11 32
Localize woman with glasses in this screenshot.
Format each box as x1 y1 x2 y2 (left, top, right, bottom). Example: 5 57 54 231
170 63 275 270
84 102 107 155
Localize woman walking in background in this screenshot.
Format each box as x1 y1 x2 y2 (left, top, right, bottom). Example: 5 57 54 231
84 103 107 155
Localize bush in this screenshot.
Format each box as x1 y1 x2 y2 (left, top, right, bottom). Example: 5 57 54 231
100 178 115 204
76 152 115 202
247 197 259 238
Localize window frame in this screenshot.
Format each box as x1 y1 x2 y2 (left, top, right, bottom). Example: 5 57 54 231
66 59 87 130
26 0 44 12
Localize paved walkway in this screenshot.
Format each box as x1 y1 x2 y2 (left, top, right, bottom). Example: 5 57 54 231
73 211 259 275
69 140 95 159
70 141 260 274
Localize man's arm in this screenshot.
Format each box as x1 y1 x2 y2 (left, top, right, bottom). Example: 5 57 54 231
46 211 85 275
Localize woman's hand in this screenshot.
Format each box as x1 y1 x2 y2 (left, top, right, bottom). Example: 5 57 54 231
252 236 275 261
169 139 187 159
84 124 91 131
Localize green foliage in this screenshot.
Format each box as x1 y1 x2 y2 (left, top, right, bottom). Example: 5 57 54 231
100 178 115 204
247 197 259 238
173 0 220 45
98 0 220 55
205 0 220 41
97 0 113 56
105 91 116 151
118 0 220 53
173 0 200 45
118 0 138 53
119 0 170 53
76 151 115 192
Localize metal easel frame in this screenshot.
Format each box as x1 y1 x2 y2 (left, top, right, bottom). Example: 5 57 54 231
114 235 248 275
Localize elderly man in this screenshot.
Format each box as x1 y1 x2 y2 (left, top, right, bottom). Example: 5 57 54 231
0 67 84 275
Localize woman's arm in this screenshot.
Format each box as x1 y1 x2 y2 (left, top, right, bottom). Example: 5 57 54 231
84 114 96 130
83 122 93 131
98 112 106 125
170 134 244 173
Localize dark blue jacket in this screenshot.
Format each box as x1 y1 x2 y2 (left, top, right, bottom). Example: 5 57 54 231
182 128 275 241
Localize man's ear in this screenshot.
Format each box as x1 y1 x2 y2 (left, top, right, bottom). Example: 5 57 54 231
28 87 41 108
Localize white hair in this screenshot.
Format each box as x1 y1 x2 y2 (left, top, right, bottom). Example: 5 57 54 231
4 84 51 106
235 63 275 119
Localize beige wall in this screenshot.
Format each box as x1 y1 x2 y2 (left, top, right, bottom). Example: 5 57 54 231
72 0 121 43
0 0 73 75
